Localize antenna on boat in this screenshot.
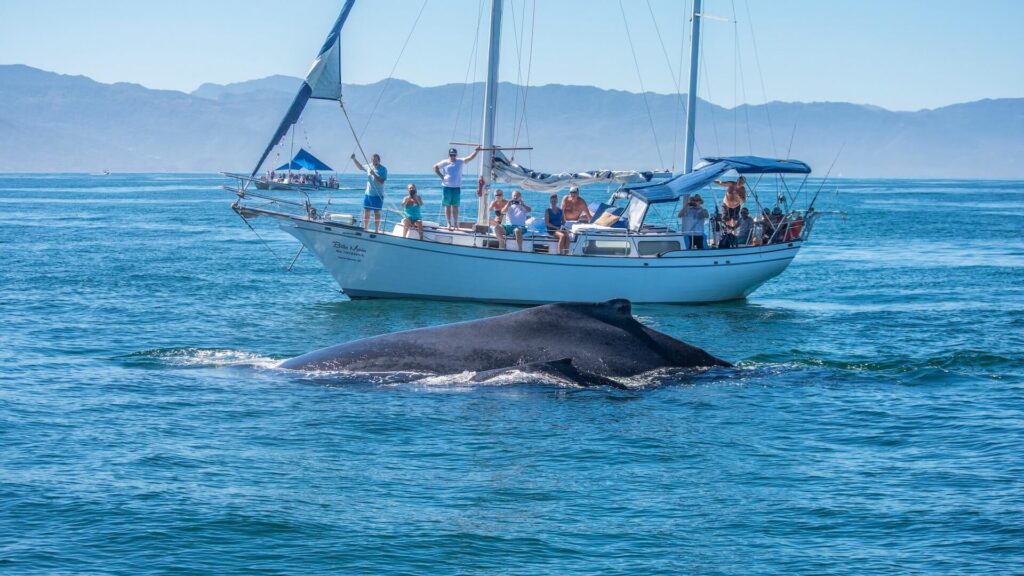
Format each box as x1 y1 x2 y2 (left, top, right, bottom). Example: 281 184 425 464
683 0 703 174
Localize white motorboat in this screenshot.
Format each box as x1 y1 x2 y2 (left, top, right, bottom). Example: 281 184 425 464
225 0 837 304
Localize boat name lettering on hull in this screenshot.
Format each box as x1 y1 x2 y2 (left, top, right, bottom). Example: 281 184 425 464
333 241 366 262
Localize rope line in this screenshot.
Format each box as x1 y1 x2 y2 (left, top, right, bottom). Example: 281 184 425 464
743 0 777 156
618 0 665 169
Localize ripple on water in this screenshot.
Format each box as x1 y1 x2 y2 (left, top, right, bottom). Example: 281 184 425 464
1 175 1022 574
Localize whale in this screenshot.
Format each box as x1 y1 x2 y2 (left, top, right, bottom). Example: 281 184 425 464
280 299 731 388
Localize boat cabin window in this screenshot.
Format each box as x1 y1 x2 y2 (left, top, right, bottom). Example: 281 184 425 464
583 239 631 256
637 240 680 256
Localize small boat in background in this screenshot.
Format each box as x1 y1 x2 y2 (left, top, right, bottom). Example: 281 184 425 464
252 148 339 191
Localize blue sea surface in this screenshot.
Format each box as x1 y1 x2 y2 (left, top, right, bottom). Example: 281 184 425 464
1 173 1023 574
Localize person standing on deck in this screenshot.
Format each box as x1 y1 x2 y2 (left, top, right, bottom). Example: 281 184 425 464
678 194 709 249
351 152 388 233
736 207 754 246
715 174 747 230
433 146 481 230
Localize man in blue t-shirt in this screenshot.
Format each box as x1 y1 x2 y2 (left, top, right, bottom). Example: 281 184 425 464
351 152 388 233
433 146 480 230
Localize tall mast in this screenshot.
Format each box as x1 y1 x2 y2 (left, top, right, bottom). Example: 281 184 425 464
477 0 503 225
683 0 703 174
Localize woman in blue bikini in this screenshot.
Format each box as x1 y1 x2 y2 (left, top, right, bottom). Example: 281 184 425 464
401 183 424 240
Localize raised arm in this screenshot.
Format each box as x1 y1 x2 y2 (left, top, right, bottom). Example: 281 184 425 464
350 153 365 173
462 147 481 163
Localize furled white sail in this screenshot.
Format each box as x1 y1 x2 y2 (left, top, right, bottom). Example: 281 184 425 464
491 151 671 193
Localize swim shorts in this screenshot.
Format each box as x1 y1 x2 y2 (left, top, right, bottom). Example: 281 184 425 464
442 187 461 207
363 194 383 211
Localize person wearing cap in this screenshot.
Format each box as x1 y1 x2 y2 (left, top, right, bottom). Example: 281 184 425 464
678 194 709 249
736 206 754 246
561 186 592 224
769 206 786 243
544 193 569 254
433 146 481 230
350 152 388 233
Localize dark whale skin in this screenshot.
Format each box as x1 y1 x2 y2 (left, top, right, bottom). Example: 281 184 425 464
280 299 731 382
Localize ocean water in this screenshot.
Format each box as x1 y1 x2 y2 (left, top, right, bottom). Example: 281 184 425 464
1 173 1022 574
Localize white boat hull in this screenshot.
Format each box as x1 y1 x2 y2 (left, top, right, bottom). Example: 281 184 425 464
282 219 801 304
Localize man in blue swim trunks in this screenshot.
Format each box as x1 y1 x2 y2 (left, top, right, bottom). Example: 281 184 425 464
433 146 480 230
495 189 532 251
351 152 387 233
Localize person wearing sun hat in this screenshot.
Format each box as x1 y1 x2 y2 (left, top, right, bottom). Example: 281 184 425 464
678 193 709 249
433 146 481 230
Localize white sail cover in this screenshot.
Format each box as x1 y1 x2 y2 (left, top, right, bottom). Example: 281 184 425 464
491 151 671 192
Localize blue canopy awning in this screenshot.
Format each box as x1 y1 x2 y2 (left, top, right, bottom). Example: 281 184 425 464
275 148 334 172
624 156 811 204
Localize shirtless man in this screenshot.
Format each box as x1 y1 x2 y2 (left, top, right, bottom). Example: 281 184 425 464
561 186 592 223
715 174 747 228
487 189 509 227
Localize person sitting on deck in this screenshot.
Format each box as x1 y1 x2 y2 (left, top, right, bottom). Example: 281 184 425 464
495 190 531 251
544 193 569 255
736 207 754 246
760 207 775 244
488 189 509 227
561 186 592 224
401 183 424 240
770 206 787 243
678 194 709 250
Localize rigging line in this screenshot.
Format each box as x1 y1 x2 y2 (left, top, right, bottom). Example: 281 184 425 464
233 210 338 291
523 0 537 165
733 9 753 155
507 0 525 158
467 0 485 144
512 0 536 154
672 1 690 170
808 142 845 211
357 0 430 141
785 115 799 159
618 0 665 169
645 0 685 171
451 0 486 143
731 0 739 154
698 25 722 158
743 0 777 156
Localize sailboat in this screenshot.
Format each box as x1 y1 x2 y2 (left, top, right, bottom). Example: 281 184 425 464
225 0 835 304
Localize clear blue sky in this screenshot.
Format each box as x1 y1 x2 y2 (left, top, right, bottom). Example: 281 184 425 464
1 0 1021 111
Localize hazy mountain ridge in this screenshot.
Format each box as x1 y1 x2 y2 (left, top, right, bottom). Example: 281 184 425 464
1 65 1022 177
